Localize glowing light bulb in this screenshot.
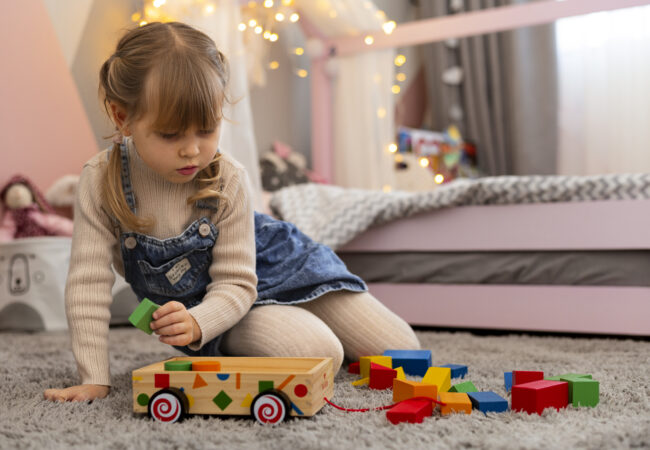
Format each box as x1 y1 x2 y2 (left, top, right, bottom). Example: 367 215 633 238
297 69 308 78
131 12 142 22
282 0 293 5
382 20 396 35
238 23 247 31
153 0 166 8
270 33 279 42
388 143 398 153
264 0 274 8
364 35 374 45
394 153 404 163
394 54 406 66
255 26 263 34
269 61 280 69
419 158 430 168
139 20 148 27
391 85 401 94
377 107 387 118
434 174 445 184
263 31 271 39
294 47 304 55
205 4 215 14
275 13 285 21
248 19 257 27
383 185 392 193
396 72 406 82
290 13 300 22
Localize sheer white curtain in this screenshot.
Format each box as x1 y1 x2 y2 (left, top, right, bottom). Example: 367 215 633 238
556 5 650 175
161 0 263 207
296 0 396 190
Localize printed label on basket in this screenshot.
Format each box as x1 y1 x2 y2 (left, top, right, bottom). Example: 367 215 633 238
166 258 191 285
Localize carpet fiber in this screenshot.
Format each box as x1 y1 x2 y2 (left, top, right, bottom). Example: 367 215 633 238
1 328 649 449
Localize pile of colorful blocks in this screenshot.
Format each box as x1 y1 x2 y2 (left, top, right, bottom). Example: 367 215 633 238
349 350 599 424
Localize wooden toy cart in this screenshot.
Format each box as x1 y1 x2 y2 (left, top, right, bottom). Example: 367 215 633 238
132 356 334 425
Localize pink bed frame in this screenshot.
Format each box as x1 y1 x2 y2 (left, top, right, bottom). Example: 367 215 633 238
300 0 650 335
337 200 650 336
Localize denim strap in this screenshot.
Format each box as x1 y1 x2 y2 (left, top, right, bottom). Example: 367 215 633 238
119 137 137 214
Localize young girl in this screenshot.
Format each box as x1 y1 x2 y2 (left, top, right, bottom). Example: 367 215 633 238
44 22 419 403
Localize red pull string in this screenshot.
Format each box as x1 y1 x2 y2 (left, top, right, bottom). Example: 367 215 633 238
324 396 446 412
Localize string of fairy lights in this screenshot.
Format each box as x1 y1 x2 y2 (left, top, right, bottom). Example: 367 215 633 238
132 0 436 188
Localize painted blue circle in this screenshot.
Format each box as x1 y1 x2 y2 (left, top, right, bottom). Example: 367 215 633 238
217 373 230 381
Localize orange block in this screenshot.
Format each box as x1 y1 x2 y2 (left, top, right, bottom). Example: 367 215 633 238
393 378 438 403
192 361 221 371
193 374 208 389
439 392 472 415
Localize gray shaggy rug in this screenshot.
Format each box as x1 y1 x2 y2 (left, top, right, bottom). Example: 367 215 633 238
1 328 649 449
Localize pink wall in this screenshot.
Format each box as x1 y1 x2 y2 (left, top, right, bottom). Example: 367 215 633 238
0 0 99 195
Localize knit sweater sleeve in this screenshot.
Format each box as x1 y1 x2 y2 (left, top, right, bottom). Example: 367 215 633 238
65 160 116 386
187 164 258 350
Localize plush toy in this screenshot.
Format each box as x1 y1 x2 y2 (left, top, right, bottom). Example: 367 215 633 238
260 140 326 192
0 175 74 242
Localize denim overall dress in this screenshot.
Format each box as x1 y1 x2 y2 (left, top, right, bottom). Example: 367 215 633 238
114 140 367 356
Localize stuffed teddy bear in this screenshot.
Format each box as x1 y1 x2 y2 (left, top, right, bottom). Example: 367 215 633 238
0 175 74 242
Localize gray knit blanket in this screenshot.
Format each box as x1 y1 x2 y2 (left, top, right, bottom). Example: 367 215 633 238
269 174 650 249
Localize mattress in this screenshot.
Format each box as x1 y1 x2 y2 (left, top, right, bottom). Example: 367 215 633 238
337 251 650 287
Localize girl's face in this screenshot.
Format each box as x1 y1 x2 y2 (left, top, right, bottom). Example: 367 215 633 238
127 110 220 184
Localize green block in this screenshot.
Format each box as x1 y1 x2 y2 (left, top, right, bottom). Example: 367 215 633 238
545 373 592 381
128 298 160 335
258 380 274 393
213 391 232 410
449 381 478 393
164 360 193 371
563 377 599 407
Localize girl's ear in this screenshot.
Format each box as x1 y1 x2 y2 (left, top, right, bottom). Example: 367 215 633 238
109 102 132 136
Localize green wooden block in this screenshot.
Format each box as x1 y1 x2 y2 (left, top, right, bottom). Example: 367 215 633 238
449 381 478 393
258 380 274 393
561 377 599 407
545 373 592 381
164 360 193 371
128 298 160 335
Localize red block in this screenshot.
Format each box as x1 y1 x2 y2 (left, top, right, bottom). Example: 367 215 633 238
348 362 360 375
154 373 170 389
386 399 433 424
512 380 569 415
513 370 544 386
369 362 397 390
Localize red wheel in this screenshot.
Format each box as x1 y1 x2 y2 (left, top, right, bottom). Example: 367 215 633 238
251 389 290 425
148 388 188 423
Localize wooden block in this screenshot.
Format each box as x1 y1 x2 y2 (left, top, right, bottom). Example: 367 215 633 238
511 380 569 415
369 362 397 390
164 360 192 371
359 356 392 379
513 370 544 386
504 372 513 392
128 298 160 335
422 367 451 393
395 367 406 380
192 360 221 371
562 377 599 407
545 373 592 381
449 381 478 393
467 391 508 413
441 364 468 379
383 349 432 376
351 377 369 387
386 398 433 424
393 378 437 403
347 362 360 374
439 392 472 415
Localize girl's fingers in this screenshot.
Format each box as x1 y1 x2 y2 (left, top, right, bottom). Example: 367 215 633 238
158 333 191 346
151 310 187 331
154 321 190 337
152 301 184 321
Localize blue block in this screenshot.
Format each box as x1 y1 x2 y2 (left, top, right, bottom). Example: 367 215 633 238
382 349 432 377
467 391 508 414
504 372 513 392
441 364 468 379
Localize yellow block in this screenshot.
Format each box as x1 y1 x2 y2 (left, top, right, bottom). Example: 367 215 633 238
439 392 472 415
393 379 437 403
241 393 253 408
359 356 392 379
395 366 406 381
423 367 452 393
351 377 369 387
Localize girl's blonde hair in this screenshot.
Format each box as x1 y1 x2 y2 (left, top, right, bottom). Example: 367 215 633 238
98 22 230 232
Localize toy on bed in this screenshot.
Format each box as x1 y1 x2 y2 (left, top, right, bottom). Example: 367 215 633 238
0 175 73 242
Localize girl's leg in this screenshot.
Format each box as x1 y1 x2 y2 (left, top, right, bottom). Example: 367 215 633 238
298 290 420 362
220 304 345 373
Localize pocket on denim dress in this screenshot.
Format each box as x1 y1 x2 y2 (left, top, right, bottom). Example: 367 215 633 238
136 246 212 297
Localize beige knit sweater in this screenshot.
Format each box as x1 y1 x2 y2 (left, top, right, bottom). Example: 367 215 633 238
65 138 258 386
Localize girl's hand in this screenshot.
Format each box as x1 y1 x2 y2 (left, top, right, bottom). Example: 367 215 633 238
44 384 110 402
150 301 202 347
